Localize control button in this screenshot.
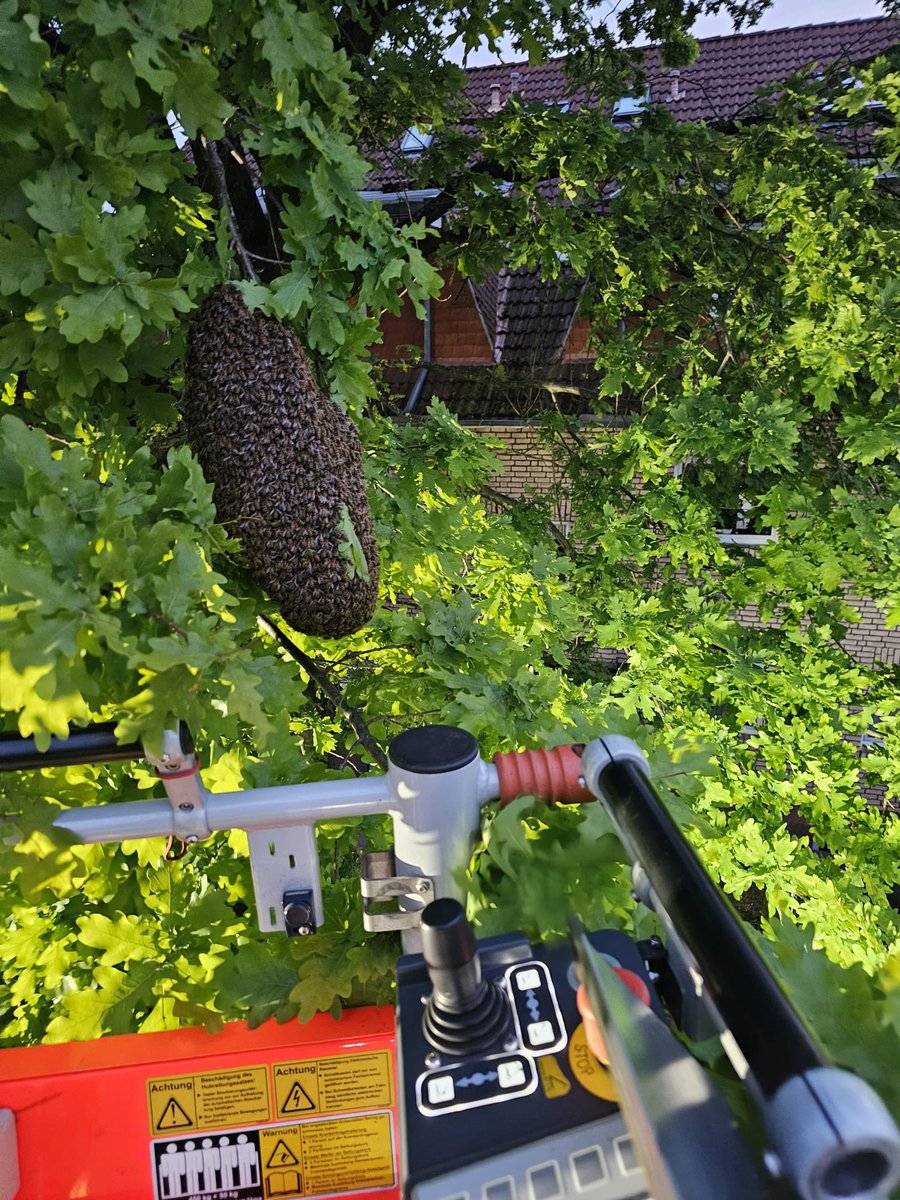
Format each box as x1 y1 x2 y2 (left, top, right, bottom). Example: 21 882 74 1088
527 1020 556 1047
426 1074 455 1104
528 1162 562 1200
614 1134 641 1176
571 1146 608 1188
484 1180 516 1200
516 967 542 991
498 1060 527 1089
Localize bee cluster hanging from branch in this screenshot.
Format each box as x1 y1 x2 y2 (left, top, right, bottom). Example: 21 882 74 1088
182 285 380 639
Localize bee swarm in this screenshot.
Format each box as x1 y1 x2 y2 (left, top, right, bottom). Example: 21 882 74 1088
182 285 379 638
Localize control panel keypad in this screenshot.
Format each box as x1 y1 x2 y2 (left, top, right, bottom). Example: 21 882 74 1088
507 960 566 1056
418 1053 537 1114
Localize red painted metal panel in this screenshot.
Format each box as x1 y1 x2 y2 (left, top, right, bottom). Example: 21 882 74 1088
0 1006 399 1200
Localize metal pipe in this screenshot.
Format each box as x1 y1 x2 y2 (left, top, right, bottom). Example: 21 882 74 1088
404 293 432 415
587 756 824 1097
54 776 394 843
206 777 391 828
0 724 142 772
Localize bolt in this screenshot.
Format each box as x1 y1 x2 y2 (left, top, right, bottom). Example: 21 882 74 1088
179 802 194 811
185 835 199 845
577 775 586 788
424 1051 440 1069
283 899 313 933
415 880 430 895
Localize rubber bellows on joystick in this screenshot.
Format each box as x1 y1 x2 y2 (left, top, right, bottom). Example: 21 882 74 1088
420 898 510 1056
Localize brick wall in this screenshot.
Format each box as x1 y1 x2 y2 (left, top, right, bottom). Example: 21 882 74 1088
471 422 900 667
379 293 423 359
432 272 494 365
475 423 568 501
562 317 592 361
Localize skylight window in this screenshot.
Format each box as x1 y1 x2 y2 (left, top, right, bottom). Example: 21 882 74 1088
612 89 649 121
399 126 433 157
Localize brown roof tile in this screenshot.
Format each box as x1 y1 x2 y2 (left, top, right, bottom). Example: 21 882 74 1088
368 17 900 188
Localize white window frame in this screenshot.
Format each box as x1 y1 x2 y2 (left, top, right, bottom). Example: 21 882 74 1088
612 89 650 121
672 458 776 547
399 125 433 157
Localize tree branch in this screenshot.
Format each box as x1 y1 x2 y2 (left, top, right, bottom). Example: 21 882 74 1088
200 137 260 284
258 615 388 770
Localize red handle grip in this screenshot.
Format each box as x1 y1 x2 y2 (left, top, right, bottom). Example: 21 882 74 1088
492 744 593 806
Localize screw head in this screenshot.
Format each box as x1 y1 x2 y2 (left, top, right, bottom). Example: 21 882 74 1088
415 880 430 895
503 1035 518 1052
424 1051 440 1069
179 802 194 811
297 924 313 936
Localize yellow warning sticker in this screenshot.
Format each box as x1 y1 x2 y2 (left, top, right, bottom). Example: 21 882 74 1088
148 1066 272 1135
538 1054 572 1099
567 1022 617 1102
257 1114 394 1198
272 1050 392 1119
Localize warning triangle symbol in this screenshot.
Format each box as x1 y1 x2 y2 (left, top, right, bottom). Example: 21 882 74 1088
266 1139 299 1169
280 1081 316 1114
539 1056 572 1099
156 1097 193 1130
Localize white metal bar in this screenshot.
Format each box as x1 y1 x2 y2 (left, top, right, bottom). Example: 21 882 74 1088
55 798 175 842
206 776 391 830
54 775 393 843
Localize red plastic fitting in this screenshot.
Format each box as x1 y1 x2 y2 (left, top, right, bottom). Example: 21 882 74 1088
492 744 593 807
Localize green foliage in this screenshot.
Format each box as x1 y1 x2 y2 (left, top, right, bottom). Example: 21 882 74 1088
337 503 371 583
451 63 900 971
0 0 898 1135
761 918 900 1121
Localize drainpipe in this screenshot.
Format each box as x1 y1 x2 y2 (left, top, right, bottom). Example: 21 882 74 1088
404 293 432 414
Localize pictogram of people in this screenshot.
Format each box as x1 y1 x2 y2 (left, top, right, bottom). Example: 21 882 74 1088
218 1135 239 1189
159 1143 186 1198
200 1138 221 1192
236 1133 260 1186
157 1132 261 1197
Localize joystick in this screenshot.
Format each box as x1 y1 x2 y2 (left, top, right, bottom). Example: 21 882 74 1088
420 898 510 1055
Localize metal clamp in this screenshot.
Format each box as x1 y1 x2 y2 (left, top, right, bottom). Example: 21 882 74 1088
146 727 210 843
361 851 434 932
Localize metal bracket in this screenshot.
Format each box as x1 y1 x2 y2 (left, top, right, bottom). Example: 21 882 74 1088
147 726 210 843
247 826 323 935
361 851 434 932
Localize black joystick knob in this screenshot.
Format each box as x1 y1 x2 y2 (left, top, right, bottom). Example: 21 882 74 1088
421 898 510 1055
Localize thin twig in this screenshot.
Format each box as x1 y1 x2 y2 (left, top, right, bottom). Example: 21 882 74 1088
258 615 388 770
148 609 189 640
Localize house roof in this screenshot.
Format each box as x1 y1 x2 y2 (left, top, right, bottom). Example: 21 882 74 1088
368 17 900 192
471 267 585 366
460 16 900 125
370 16 900 416
377 360 617 421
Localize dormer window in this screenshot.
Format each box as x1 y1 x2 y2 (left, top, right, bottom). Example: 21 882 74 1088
612 89 650 121
400 126 433 157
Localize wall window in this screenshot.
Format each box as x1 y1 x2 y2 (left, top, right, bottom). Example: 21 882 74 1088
674 458 776 546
